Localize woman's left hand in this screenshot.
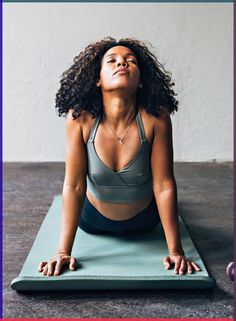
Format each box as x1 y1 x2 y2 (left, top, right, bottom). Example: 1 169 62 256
163 253 201 275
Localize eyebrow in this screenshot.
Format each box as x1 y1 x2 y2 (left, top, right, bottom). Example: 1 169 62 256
104 53 137 59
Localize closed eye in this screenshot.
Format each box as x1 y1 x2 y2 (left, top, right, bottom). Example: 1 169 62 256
107 59 137 64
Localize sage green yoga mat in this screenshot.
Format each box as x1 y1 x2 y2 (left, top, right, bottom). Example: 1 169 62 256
11 195 215 291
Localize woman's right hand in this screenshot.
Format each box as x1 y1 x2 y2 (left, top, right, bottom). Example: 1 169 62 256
37 253 77 276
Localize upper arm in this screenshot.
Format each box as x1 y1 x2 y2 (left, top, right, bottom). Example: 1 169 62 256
151 108 176 193
63 110 88 193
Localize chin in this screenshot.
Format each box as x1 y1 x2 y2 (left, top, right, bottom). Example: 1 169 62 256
109 86 137 93
109 82 138 91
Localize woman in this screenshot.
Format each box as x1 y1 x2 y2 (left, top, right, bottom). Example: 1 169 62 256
38 37 201 277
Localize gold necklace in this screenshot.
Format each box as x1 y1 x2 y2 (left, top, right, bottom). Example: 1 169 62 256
103 113 136 145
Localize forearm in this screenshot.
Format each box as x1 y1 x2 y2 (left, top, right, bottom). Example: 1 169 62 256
154 181 184 255
57 184 86 255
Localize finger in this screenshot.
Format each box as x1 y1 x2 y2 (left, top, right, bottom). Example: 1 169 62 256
47 260 57 276
54 259 63 276
42 264 48 275
174 258 182 274
163 256 171 269
191 261 201 272
179 259 186 275
38 261 47 272
187 261 193 274
69 257 76 271
62 255 71 262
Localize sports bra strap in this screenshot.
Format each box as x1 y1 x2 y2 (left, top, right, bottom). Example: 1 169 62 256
136 111 146 142
88 115 102 143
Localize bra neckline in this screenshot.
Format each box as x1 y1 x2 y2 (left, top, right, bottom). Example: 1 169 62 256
93 139 147 175
90 111 151 174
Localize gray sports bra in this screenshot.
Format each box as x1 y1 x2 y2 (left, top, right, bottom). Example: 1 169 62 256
86 111 153 203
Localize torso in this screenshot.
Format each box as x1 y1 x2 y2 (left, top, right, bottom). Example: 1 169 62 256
80 107 158 221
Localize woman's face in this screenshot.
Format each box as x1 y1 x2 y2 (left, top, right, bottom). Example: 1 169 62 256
97 45 141 93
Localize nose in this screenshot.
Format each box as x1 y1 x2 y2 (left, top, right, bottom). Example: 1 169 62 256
117 58 127 67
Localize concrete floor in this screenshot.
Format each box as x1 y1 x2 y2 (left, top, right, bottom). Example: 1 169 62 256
3 162 233 318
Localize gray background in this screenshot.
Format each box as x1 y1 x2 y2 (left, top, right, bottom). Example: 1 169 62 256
3 3 233 161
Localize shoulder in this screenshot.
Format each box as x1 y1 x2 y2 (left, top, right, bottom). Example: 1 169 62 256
66 109 97 128
140 106 171 136
66 109 97 143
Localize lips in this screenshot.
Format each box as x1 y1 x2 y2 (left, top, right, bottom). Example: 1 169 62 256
113 68 129 75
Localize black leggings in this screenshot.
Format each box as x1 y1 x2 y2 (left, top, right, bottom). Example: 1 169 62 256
78 194 161 235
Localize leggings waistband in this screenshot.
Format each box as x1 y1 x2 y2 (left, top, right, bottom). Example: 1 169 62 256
79 195 160 235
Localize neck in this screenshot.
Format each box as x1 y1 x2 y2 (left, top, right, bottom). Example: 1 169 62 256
102 92 138 129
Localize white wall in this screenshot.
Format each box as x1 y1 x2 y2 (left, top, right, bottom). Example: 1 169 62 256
3 3 233 162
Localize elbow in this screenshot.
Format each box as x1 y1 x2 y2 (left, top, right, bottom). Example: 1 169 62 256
63 182 87 196
153 178 177 194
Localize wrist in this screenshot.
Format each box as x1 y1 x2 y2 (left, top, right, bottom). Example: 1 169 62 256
57 250 71 256
168 248 185 256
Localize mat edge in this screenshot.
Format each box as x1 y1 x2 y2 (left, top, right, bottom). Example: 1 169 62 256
11 275 215 291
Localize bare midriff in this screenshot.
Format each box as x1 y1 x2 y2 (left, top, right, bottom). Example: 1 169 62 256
86 190 154 221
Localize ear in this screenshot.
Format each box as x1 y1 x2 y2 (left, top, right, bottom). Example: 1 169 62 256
96 80 101 87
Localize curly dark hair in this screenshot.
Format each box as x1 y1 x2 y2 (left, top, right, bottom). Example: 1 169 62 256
55 36 179 119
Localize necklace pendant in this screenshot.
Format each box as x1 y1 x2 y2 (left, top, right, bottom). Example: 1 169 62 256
118 138 124 145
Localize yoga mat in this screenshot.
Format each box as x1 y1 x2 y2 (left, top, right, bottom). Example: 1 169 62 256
11 195 215 291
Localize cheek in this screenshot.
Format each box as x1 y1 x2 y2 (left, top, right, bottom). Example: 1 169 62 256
137 67 141 78
132 65 140 77
133 68 141 84
99 67 112 84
